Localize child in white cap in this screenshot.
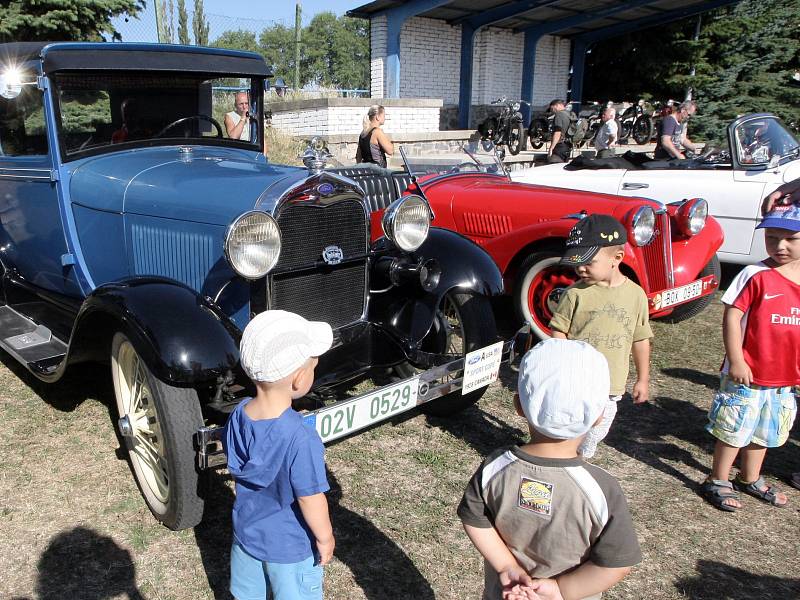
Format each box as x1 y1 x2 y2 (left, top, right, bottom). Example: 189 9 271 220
223 310 334 600
458 339 641 600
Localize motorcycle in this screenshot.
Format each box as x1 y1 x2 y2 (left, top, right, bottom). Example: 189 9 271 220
478 97 527 156
618 99 653 145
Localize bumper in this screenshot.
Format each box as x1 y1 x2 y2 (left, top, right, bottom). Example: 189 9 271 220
648 274 718 315
195 328 531 470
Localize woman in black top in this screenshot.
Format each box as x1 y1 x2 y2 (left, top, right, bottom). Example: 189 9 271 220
356 105 393 168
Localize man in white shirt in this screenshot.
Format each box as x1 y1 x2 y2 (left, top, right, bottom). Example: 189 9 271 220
224 91 252 141
594 106 618 159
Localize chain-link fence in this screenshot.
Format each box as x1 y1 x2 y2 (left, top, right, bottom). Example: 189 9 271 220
113 4 281 45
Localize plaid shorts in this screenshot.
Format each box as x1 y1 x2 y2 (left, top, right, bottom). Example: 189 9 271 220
706 376 798 448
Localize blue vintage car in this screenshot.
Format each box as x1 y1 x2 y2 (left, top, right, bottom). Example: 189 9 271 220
0 42 506 529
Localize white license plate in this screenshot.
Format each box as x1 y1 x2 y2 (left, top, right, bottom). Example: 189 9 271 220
654 280 703 310
306 377 419 443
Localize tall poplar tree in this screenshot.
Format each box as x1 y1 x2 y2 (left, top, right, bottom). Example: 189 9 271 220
177 0 191 45
193 0 210 46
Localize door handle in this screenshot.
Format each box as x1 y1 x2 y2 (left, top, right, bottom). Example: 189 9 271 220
622 182 649 190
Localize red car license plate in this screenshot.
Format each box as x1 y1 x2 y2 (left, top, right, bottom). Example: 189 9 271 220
649 275 717 311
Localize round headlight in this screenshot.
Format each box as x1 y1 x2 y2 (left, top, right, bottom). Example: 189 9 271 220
382 195 431 252
225 211 281 279
677 198 708 236
630 206 655 246
512 102 521 112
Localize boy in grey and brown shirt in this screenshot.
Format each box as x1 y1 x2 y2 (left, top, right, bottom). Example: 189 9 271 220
457 339 641 600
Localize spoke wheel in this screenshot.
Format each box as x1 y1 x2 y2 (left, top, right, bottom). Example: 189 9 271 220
111 332 204 530
507 122 524 155
514 250 578 339
394 292 497 417
633 116 653 145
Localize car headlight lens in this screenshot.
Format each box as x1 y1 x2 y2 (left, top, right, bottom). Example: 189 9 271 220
512 102 520 112
225 211 281 279
630 206 655 246
677 198 708 236
382 195 431 252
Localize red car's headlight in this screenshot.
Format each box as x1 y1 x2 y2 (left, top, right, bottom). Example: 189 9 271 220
628 206 655 246
676 198 708 236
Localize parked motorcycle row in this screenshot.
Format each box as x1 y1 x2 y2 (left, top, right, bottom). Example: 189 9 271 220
479 97 680 153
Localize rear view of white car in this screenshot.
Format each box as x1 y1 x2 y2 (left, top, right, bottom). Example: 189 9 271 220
512 113 800 265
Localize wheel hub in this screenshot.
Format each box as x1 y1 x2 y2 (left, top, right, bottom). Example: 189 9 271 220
118 414 135 439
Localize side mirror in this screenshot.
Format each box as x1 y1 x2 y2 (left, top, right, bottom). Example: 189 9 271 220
0 70 23 100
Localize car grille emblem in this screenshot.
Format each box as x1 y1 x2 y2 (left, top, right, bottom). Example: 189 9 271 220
322 245 344 265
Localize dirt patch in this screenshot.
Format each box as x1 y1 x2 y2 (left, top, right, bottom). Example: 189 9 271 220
1 296 799 599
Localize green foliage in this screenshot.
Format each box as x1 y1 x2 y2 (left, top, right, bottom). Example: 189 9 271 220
213 14 369 91
0 0 144 42
157 0 175 44
177 0 190 45
584 0 800 139
193 0 210 46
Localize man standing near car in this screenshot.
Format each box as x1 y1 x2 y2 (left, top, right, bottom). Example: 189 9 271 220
547 99 573 164
225 91 252 141
594 106 618 159
654 100 698 160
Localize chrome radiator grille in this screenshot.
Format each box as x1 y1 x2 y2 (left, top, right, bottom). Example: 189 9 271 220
270 199 368 328
640 212 674 291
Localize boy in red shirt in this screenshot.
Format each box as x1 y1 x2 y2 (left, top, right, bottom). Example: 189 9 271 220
702 193 800 511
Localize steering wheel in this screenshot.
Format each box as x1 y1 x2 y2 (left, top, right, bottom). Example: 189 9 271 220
449 161 481 173
155 115 223 138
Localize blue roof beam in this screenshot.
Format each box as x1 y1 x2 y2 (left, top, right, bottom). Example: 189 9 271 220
378 0 452 98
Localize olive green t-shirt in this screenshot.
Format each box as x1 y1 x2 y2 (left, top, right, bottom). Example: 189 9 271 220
549 278 653 395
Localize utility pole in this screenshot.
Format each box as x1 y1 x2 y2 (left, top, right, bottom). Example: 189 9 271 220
295 2 302 91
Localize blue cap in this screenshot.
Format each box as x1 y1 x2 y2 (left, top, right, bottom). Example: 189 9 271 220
757 192 800 232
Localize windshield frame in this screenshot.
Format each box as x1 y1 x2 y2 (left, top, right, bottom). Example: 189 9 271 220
728 114 799 171
399 141 508 179
50 70 264 162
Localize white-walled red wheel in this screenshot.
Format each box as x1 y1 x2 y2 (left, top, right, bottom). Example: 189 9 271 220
514 250 578 339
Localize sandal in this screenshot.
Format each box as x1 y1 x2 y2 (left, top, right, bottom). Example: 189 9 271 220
701 479 740 512
734 475 787 507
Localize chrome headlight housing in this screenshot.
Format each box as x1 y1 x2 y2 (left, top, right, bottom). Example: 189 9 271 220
511 102 521 112
225 211 281 279
676 198 708 236
629 206 656 246
382 195 431 252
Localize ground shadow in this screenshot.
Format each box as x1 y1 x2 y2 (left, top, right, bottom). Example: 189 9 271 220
193 468 435 600
0 351 111 413
34 526 147 600
660 367 719 390
675 559 800 599
426 400 527 458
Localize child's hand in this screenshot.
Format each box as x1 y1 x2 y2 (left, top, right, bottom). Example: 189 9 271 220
632 379 649 404
527 579 565 600
728 360 752 386
315 535 335 566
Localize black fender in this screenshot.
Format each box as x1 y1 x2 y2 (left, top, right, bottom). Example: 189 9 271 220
369 228 503 347
71 278 241 386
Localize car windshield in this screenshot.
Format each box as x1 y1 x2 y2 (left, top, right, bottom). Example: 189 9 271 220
400 141 506 177
733 117 799 166
53 72 262 156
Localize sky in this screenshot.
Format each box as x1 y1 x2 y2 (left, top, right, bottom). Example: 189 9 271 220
113 0 364 43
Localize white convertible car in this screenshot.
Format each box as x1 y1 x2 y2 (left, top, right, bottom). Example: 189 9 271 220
512 113 800 265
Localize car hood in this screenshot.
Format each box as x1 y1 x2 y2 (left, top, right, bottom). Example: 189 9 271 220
68 146 304 225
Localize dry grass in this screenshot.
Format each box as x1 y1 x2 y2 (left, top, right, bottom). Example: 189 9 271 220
1 287 799 599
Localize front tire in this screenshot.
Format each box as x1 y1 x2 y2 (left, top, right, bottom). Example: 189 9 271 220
527 119 546 149
111 332 205 530
507 122 524 155
658 257 721 323
514 249 577 339
395 292 497 417
633 116 653 145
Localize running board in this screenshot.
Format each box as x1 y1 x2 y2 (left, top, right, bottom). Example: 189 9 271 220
0 305 67 375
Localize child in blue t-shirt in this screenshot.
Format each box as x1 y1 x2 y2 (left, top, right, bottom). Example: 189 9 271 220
224 310 335 600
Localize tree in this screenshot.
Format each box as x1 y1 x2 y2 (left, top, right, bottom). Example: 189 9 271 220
157 0 175 44
331 16 369 90
177 0 190 45
0 0 144 42
193 0 210 46
213 30 260 55
259 23 296 85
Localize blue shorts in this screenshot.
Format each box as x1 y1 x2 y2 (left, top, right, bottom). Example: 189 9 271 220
230 542 323 600
706 376 798 448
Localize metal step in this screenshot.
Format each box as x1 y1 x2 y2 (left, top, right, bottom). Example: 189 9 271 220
0 305 67 371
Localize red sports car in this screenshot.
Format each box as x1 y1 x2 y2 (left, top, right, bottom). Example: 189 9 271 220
340 144 723 338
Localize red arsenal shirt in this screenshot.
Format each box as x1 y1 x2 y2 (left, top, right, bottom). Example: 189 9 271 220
732 269 800 386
